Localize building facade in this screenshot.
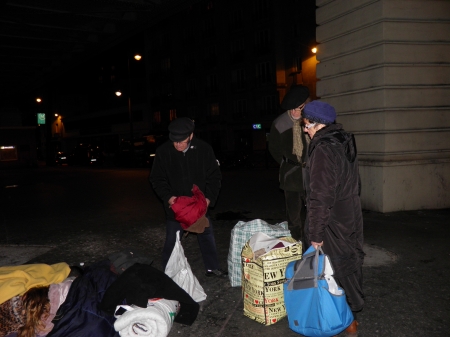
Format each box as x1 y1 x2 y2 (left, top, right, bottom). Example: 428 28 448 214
315 0 450 211
145 0 316 162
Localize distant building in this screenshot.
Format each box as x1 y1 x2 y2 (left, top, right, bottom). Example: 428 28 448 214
145 0 316 160
57 0 317 167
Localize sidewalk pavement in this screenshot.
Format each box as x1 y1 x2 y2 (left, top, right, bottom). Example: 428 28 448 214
1 167 449 337
173 206 449 337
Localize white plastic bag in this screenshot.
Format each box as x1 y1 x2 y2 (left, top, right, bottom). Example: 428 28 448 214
164 231 207 302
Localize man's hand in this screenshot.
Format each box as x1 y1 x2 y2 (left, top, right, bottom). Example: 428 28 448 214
168 196 177 206
205 198 210 207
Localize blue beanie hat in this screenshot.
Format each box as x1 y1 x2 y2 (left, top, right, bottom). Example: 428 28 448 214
302 101 336 125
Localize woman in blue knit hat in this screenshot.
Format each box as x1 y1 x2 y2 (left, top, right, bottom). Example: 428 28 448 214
302 101 364 336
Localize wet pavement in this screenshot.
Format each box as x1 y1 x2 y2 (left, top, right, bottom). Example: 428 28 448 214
1 165 449 337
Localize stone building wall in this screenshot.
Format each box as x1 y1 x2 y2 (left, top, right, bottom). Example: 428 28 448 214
315 0 450 212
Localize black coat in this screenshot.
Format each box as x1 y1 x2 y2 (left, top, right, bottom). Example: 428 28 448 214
149 137 221 220
99 263 199 326
269 111 309 192
304 124 364 278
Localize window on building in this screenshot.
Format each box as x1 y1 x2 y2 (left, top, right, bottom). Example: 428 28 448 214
260 95 278 116
161 58 171 71
231 68 246 91
208 103 220 116
184 52 197 69
294 56 302 73
184 23 196 43
206 74 218 94
230 9 244 29
203 17 215 38
204 45 217 66
256 62 271 84
255 29 270 49
292 23 301 38
233 99 247 120
186 78 197 96
230 38 245 63
254 0 269 21
187 106 199 119
169 109 177 121
154 111 161 124
231 39 244 55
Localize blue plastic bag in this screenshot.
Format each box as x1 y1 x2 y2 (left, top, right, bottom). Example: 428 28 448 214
283 246 353 337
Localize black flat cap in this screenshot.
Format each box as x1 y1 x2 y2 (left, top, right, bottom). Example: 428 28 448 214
168 117 195 142
280 85 310 110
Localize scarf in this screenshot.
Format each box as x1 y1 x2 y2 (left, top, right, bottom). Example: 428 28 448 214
289 112 303 161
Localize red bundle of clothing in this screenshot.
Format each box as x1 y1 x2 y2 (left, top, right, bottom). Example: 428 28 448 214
170 185 209 233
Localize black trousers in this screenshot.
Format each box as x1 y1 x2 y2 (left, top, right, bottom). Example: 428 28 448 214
284 190 306 249
162 217 220 271
335 266 365 312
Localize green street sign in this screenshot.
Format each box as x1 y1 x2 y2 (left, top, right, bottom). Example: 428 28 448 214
37 113 46 124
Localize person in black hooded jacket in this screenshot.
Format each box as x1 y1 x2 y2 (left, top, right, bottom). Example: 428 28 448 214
302 101 364 336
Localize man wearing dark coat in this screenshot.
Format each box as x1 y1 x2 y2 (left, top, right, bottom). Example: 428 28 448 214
269 85 310 247
302 100 364 336
149 117 227 278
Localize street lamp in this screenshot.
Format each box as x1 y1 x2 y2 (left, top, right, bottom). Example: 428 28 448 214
126 53 142 165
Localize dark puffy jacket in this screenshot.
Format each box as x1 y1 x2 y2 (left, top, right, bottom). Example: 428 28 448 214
304 123 364 278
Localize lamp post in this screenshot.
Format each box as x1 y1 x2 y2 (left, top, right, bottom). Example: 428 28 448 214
116 54 142 166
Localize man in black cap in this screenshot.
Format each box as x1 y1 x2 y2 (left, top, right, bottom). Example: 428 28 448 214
268 85 310 249
149 117 227 278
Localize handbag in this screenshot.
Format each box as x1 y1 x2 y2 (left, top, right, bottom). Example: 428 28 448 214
283 246 353 337
165 231 207 302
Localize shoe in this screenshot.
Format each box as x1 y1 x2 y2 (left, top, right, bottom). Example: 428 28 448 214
205 269 228 278
345 320 358 336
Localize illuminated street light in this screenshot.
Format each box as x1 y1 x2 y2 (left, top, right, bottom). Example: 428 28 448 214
311 47 317 54
114 53 142 166
36 98 42 103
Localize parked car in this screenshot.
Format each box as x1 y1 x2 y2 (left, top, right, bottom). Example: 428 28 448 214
115 135 166 167
67 144 104 166
55 151 68 165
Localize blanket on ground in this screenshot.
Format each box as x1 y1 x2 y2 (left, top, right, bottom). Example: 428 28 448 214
47 261 120 337
113 299 178 337
0 263 70 305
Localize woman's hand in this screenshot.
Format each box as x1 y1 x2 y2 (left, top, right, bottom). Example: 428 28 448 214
311 241 323 249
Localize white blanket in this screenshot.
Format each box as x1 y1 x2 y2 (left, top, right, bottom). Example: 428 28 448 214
114 299 178 337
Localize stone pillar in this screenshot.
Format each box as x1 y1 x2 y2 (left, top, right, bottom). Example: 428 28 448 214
315 0 450 212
